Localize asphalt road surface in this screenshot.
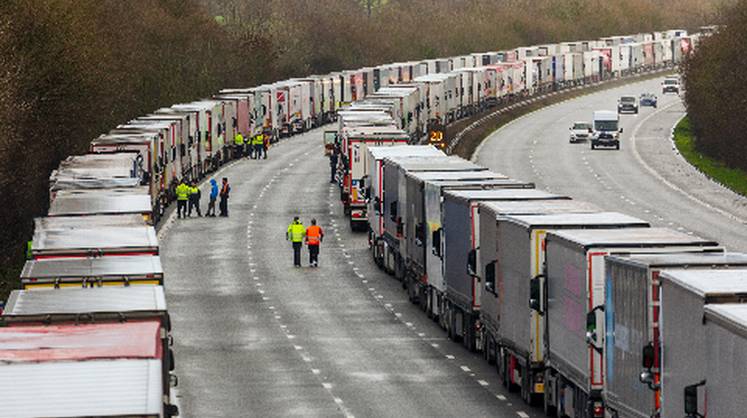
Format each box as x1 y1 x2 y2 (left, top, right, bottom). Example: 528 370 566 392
160 131 543 417
475 77 747 252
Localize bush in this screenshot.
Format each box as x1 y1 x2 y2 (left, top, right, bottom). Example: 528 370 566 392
683 2 747 173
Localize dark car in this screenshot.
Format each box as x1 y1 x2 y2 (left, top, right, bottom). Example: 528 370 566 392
640 93 658 108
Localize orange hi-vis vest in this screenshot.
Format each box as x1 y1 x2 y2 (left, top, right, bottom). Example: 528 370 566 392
306 225 323 245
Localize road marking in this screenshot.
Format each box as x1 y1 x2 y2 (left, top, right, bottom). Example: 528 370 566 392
496 394 506 401
460 365 471 372
445 354 455 359
517 412 530 418
431 343 439 348
477 380 489 386
322 382 332 389
418 333 425 337
286 334 295 339
311 369 320 375
293 345 303 350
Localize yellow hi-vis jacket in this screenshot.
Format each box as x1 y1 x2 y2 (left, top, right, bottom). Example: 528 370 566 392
176 183 190 201
234 133 244 145
287 221 305 242
252 134 264 145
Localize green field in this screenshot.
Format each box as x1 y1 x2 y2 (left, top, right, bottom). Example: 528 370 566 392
674 116 747 197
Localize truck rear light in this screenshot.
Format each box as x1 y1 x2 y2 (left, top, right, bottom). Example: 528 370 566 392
593 403 604 417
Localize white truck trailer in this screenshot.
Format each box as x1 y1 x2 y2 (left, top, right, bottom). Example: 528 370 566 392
604 252 747 418
442 189 570 351
658 269 747 418
542 228 718 418
493 213 648 407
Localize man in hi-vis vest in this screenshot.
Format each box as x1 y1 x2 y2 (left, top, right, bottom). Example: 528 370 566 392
305 219 324 267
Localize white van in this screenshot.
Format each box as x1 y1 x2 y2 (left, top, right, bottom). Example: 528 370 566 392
591 110 622 150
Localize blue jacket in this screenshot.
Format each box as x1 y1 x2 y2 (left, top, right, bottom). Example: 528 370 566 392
210 179 219 199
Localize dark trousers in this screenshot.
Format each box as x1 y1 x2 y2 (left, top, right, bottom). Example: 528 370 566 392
262 144 267 159
292 242 302 266
253 144 263 159
207 198 216 216
177 200 187 218
219 197 228 216
188 198 201 217
330 165 336 183
234 144 243 158
308 244 319 265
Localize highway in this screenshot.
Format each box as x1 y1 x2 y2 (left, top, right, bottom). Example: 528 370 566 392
475 76 747 252
160 131 542 417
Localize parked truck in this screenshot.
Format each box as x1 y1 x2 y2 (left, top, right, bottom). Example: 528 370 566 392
604 252 747 418
403 170 533 317
31 216 159 259
20 254 164 289
382 157 487 279
491 212 648 407
365 146 444 268
48 187 153 223
658 270 747 418
340 126 410 230
542 228 718 418
0 320 176 417
702 303 747 418
442 189 571 350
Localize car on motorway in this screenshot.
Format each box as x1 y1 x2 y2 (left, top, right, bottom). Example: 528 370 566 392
639 92 658 108
569 121 593 143
617 95 639 114
591 110 622 150
662 76 680 94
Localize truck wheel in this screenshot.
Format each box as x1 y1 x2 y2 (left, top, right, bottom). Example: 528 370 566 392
615 143 620 150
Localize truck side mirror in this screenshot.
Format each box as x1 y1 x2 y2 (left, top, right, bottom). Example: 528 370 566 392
374 197 381 213
432 228 442 257
467 249 477 276
684 380 705 417
619 128 624 133
529 275 543 313
585 311 597 347
485 261 497 293
169 348 175 372
642 343 655 369
389 201 398 221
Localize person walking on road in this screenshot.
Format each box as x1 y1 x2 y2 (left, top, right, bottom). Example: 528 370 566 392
234 132 244 158
219 177 231 217
176 179 190 219
262 131 269 159
207 179 218 217
329 148 338 184
188 181 202 217
306 219 324 267
252 133 264 160
286 216 305 267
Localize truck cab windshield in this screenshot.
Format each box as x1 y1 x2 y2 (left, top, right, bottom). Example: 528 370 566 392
595 120 618 131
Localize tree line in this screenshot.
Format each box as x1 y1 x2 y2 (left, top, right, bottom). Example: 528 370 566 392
0 0 722 293
682 1 747 174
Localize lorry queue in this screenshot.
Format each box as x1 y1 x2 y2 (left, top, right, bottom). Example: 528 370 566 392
1 26 716 418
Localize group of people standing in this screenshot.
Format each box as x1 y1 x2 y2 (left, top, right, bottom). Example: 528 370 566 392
175 177 231 219
233 132 269 160
286 217 325 267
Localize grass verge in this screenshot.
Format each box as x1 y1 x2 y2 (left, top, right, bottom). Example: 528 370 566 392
673 116 747 197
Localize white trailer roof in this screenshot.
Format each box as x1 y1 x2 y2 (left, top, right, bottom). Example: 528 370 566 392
660 269 747 297
32 225 158 255
5 285 167 316
387 156 485 171
445 188 566 201
0 359 162 418
49 188 151 216
550 227 718 249
20 254 163 279
606 252 747 269
705 304 747 338
368 145 443 160
506 212 648 228
408 170 509 181
35 214 147 230
479 199 601 216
